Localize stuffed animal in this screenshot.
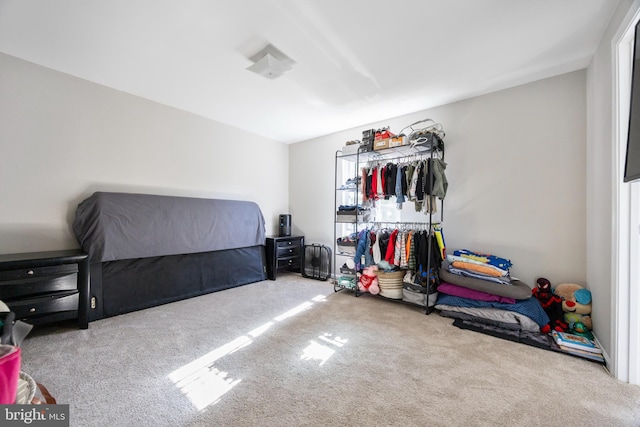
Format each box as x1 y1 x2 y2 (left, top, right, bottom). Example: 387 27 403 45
552 282 593 332
532 277 567 333
358 265 380 295
571 321 594 340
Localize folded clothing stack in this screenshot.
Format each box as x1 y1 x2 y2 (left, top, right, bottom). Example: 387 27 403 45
335 204 373 223
435 248 550 334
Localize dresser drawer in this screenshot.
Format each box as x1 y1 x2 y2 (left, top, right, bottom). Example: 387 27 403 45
0 271 78 300
7 291 79 320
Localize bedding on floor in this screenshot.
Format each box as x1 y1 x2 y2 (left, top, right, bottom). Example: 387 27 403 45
435 294 549 329
439 266 532 300
436 305 541 333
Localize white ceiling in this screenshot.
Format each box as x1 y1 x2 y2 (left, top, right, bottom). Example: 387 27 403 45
0 0 619 143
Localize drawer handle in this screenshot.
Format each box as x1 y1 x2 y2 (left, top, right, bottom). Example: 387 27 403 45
29 307 36 313
289 249 293 253
27 270 34 276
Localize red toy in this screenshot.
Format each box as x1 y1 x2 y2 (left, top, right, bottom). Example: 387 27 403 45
532 277 567 334
358 265 380 295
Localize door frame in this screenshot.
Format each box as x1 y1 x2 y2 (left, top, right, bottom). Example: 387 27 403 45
612 1 640 385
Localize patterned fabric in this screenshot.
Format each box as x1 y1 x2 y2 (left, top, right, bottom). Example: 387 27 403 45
452 249 512 270
408 231 416 270
394 231 403 266
399 231 408 269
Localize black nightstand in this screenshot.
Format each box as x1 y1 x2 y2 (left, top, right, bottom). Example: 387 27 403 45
265 236 304 280
0 249 90 329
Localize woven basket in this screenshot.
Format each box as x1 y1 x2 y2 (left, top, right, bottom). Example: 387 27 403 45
15 371 36 404
374 270 405 280
375 270 404 299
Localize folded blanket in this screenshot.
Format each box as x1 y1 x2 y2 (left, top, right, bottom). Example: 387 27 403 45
435 293 549 328
452 249 512 270
438 282 515 304
450 260 507 277
447 265 512 285
447 254 510 276
439 268 532 300
436 304 540 333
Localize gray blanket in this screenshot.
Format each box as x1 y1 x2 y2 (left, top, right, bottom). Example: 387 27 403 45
73 192 266 263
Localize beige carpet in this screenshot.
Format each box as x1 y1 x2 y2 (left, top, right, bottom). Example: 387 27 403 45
19 273 640 427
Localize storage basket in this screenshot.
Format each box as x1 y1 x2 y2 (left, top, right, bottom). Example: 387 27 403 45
375 270 405 299
337 275 357 290
15 371 36 404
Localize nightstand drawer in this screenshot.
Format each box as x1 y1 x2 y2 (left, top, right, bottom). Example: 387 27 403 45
277 245 300 257
8 291 79 320
0 272 78 300
277 258 300 269
0 249 89 329
277 238 301 247
0 263 78 281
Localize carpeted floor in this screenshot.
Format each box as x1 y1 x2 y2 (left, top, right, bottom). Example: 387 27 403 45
18 273 640 427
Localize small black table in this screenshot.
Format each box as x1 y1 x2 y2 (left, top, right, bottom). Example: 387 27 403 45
265 236 304 280
0 249 90 329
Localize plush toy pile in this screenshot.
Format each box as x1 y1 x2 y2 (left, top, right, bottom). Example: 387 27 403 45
532 277 593 339
553 282 593 339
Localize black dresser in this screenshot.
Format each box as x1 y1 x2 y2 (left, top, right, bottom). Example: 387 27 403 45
265 235 304 280
0 249 90 329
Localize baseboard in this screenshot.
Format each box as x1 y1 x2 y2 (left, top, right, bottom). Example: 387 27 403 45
593 332 612 374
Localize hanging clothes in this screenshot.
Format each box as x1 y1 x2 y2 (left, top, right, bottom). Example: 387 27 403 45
384 163 396 199
378 230 390 262
362 167 370 203
372 229 382 264
395 165 405 208
384 229 399 263
430 158 448 200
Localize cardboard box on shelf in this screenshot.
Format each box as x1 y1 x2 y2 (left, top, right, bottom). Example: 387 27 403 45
389 136 406 147
373 138 390 151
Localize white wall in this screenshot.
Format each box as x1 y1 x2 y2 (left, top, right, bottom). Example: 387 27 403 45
290 70 586 290
0 53 289 254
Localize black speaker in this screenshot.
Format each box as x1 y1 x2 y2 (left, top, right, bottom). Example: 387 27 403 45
279 214 291 237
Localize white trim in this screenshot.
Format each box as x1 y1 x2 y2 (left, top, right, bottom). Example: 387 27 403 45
630 182 640 384
612 0 640 385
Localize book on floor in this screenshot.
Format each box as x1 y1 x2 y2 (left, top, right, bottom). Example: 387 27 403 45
557 344 605 362
551 331 602 353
